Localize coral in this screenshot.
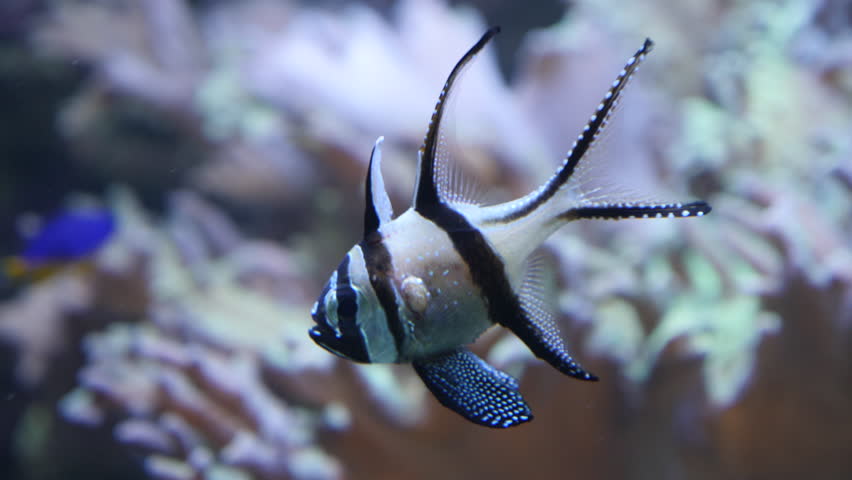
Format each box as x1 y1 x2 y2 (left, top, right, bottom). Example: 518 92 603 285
546 0 852 476
58 189 347 480
54 190 617 480
0 272 92 387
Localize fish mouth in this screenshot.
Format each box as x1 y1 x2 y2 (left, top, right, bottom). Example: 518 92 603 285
308 326 349 360
308 325 326 341
308 324 331 341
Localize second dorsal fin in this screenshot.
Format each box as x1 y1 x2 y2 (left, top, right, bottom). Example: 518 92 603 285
413 27 500 214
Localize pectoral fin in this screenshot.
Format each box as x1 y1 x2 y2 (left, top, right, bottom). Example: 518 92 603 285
413 347 532 428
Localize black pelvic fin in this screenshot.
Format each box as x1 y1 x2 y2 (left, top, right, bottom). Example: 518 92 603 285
364 136 393 236
413 347 532 428
413 26 500 213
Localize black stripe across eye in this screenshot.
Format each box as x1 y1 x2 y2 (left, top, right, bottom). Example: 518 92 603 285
337 288 358 318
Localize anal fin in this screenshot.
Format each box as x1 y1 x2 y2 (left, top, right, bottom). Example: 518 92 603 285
503 251 599 381
413 347 532 428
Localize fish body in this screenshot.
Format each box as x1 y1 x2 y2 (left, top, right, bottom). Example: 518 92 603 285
3 208 116 281
309 27 711 428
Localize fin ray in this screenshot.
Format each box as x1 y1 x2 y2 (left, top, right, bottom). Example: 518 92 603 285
413 347 532 428
413 27 500 212
493 38 655 223
506 251 598 381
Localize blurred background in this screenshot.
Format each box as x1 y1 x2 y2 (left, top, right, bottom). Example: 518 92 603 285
1 0 851 479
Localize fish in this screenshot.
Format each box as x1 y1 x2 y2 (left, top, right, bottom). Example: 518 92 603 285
3 207 116 282
308 27 711 428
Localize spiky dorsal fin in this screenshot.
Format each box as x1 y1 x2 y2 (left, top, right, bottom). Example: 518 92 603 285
413 27 500 214
364 137 393 235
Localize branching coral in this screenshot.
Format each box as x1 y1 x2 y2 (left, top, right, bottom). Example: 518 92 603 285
53 190 618 480
545 0 852 477
54 190 345 480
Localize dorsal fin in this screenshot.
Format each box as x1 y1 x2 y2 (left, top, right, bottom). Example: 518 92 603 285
364 137 393 236
413 27 500 214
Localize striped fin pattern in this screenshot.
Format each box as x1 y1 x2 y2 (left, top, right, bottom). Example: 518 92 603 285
565 200 711 221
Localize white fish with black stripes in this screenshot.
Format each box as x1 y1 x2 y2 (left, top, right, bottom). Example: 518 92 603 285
309 27 711 428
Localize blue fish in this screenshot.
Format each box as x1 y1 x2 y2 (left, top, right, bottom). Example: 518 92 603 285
3 207 116 281
309 28 711 428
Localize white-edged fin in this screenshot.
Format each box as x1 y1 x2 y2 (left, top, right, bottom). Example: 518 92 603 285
546 39 712 224
413 27 500 213
413 347 533 428
364 136 393 235
512 251 598 380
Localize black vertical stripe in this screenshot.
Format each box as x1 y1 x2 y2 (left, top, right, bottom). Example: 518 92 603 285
418 203 595 380
333 254 370 363
417 203 517 328
360 235 407 359
335 254 359 320
335 254 351 290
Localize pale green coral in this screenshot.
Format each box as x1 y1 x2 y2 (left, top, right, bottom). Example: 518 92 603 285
625 251 781 408
690 297 780 408
586 299 643 366
672 98 740 172
195 54 280 142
